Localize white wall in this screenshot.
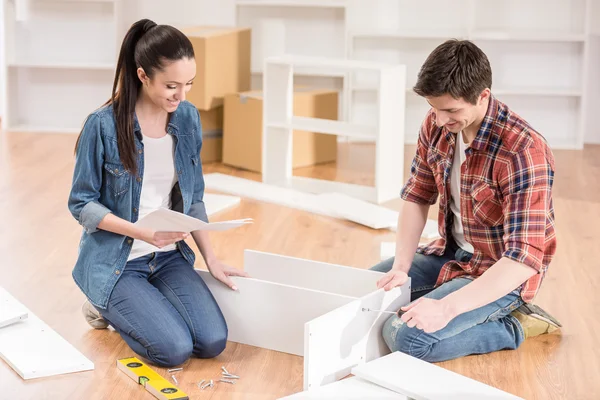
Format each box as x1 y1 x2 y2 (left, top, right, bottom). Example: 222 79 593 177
2 0 599 149
0 0 5 121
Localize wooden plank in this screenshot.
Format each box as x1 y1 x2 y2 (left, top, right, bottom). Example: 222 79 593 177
303 283 411 390
280 376 407 399
243 250 384 298
352 351 524 400
196 270 355 356
0 289 94 380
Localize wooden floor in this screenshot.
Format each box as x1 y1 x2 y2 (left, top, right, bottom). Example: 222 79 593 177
0 130 598 400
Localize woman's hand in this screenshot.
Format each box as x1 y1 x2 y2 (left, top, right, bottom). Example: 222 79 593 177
207 259 249 290
137 228 189 248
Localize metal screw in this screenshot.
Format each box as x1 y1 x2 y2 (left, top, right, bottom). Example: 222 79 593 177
168 367 183 373
221 366 229 375
171 375 178 385
219 379 235 384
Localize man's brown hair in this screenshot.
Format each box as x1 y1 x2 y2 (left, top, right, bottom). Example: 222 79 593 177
413 39 492 105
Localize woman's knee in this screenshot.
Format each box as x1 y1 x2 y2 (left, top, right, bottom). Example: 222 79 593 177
147 335 193 367
194 328 228 358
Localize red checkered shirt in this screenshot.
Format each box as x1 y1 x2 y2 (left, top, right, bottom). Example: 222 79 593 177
402 95 557 303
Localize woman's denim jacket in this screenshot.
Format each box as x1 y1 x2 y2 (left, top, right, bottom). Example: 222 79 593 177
68 101 208 309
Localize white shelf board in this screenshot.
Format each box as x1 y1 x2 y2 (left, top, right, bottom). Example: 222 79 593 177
493 87 582 97
236 0 348 7
43 0 117 2
350 29 468 40
266 55 402 73
349 29 585 43
470 30 586 42
352 86 581 98
291 177 377 204
269 117 374 140
8 61 115 70
252 67 347 77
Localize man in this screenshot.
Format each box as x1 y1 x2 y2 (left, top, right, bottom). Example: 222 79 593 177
371 39 561 363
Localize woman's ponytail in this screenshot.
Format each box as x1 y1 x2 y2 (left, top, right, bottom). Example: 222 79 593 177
111 19 157 174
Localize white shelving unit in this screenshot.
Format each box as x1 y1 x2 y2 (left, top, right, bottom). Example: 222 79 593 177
1 0 598 149
262 55 406 204
235 0 349 113
233 0 598 149
1 0 123 133
347 0 597 149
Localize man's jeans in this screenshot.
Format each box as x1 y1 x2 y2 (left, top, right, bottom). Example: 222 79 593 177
97 250 228 367
370 240 525 362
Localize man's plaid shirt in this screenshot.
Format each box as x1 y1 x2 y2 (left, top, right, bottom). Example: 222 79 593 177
402 95 557 303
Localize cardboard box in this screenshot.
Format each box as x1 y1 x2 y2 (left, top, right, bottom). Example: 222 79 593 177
223 88 338 173
199 107 224 163
182 26 251 110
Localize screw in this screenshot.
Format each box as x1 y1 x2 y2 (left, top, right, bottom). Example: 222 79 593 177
220 379 235 384
171 375 178 385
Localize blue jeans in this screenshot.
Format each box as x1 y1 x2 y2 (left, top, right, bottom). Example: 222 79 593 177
97 250 227 367
370 240 525 362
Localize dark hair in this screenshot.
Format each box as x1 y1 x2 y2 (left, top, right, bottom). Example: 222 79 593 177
413 39 492 105
75 19 195 174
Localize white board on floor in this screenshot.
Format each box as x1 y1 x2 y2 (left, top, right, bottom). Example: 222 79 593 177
279 376 408 399
204 173 405 231
0 288 94 379
352 351 524 400
243 250 384 298
317 192 398 229
204 193 241 217
204 173 328 216
196 270 355 356
0 287 28 328
303 283 411 390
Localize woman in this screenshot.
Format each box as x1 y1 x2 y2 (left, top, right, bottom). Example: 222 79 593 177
68 18 247 367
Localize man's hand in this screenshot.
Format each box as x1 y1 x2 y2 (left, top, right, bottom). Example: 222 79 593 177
400 297 457 333
207 259 249 291
377 269 409 291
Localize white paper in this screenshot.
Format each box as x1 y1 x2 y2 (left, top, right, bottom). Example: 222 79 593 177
134 207 252 233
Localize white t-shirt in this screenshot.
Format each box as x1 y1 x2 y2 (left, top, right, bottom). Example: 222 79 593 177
128 134 178 261
450 132 475 253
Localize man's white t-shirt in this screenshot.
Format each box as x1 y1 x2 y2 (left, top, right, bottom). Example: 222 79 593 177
450 132 475 253
128 134 178 261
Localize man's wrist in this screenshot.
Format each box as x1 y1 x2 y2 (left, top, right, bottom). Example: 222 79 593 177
392 261 411 274
440 294 465 319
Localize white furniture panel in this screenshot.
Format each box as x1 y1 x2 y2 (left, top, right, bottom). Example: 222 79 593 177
0 287 28 328
280 376 407 399
0 286 94 380
243 250 384 298
352 351 523 400
303 284 410 390
196 269 354 357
